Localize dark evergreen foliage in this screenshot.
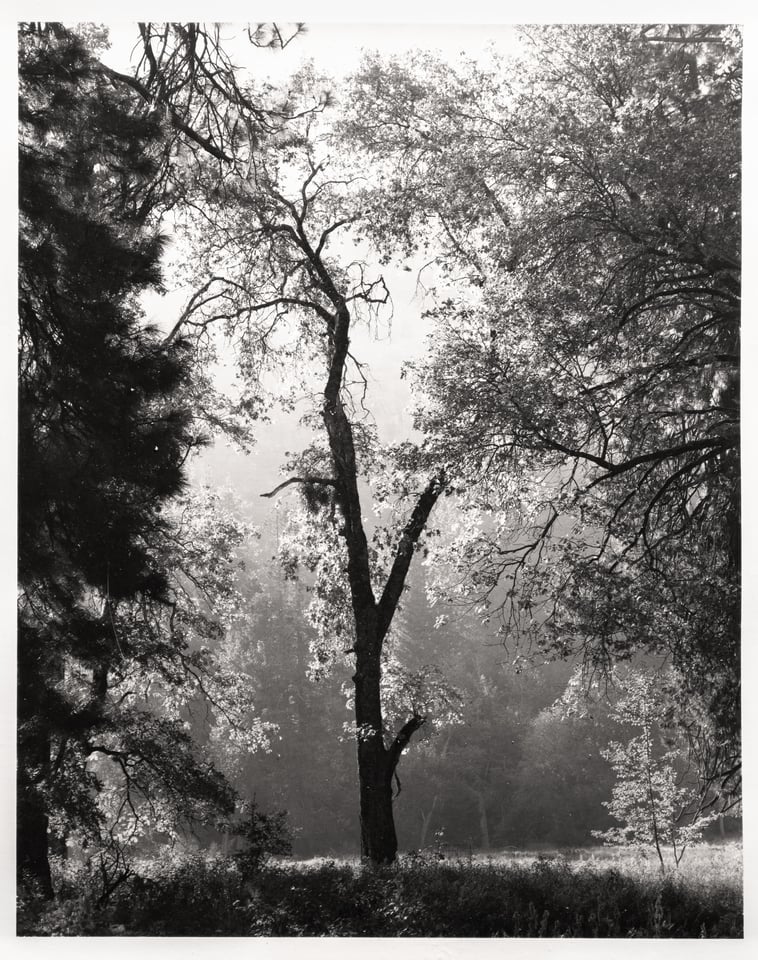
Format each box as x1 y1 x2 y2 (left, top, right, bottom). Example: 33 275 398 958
17 23 226 898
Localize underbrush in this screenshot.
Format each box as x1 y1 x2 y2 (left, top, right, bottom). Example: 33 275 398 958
18 845 742 937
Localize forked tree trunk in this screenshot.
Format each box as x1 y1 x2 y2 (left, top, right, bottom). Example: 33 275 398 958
352 623 395 861
352 640 428 860
260 217 444 864
352 619 425 862
314 286 443 862
355 706 426 862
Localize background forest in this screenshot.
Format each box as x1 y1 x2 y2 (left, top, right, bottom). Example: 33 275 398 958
17 20 741 937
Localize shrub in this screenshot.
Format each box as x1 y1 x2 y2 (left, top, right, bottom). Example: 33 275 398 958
19 846 743 937
229 801 292 878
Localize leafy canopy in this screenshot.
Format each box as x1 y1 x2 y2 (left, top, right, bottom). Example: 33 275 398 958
340 25 740 790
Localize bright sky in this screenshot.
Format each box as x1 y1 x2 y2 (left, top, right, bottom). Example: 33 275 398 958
103 22 520 80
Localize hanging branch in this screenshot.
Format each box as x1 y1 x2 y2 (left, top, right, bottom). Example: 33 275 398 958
260 476 338 498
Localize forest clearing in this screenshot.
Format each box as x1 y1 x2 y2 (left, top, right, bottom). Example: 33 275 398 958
17 19 741 939
18 842 742 937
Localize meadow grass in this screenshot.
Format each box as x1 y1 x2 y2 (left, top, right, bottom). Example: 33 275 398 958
18 842 742 937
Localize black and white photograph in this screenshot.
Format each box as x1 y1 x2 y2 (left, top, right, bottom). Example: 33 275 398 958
14 9 745 942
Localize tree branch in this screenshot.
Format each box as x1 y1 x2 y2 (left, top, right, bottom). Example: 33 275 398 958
100 65 234 163
583 436 732 490
260 476 337 498
376 471 447 642
387 713 426 774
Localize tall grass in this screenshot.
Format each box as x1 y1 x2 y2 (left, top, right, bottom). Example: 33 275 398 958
18 843 742 937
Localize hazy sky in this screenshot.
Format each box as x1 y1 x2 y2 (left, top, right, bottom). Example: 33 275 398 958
103 22 520 79
98 22 523 501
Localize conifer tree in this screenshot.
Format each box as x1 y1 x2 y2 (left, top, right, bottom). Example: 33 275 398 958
17 23 226 897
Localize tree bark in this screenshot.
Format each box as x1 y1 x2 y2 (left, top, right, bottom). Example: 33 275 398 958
352 609 395 862
357 736 396 863
16 782 53 900
17 646 54 899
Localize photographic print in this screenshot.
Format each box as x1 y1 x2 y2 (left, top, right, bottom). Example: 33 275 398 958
16 17 742 938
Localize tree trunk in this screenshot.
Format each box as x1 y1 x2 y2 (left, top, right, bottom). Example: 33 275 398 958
357 739 396 863
351 614 428 862
420 795 439 848
298 235 441 864
17 643 54 899
322 334 434 863
352 616 396 863
17 770 54 899
476 790 491 852
17 721 54 898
